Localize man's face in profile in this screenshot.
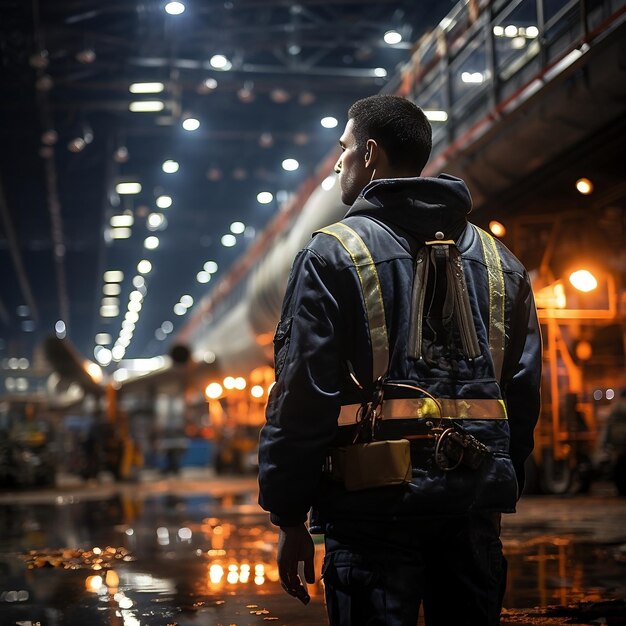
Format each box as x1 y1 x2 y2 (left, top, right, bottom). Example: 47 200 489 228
334 119 371 205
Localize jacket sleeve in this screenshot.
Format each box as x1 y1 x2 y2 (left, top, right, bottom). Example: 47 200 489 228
501 271 542 494
258 247 344 527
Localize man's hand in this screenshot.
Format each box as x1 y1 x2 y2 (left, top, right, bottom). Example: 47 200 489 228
277 523 315 605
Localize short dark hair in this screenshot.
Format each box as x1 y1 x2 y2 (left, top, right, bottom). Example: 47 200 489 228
348 95 432 173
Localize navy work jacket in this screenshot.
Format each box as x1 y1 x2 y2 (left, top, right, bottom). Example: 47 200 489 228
258 174 542 528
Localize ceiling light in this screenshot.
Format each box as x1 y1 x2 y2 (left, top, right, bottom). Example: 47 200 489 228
55 320 66 334
424 110 448 122
461 71 484 83
320 116 338 129
129 291 143 302
116 182 142 195
210 54 231 70
162 321 173 333
182 117 200 131
257 191 273 204
230 221 245 234
144 236 159 250
122 320 135 330
100 305 119 318
156 195 172 209
221 234 236 247
270 88 290 103
95 333 112 345
110 214 134 227
504 25 518 37
76 49 96 64
129 101 165 112
111 345 126 361
576 178 593 195
128 300 142 313
201 77 218 91
132 275 145 289
113 146 129 163
162 160 179 173
173 303 187 316
110 227 132 239
321 175 336 191
569 269 598 292
102 297 120 307
155 328 167 341
94 347 112 366
68 137 86 153
103 283 121 296
204 260 218 273
197 270 211 283
147 213 166 230
165 1 185 15
489 220 507 238
493 25 504 36
180 294 193 307
374 67 387 77
104 270 124 283
129 82 165 94
526 26 539 38
125 311 139 323
137 259 152 274
282 158 299 171
383 30 402 45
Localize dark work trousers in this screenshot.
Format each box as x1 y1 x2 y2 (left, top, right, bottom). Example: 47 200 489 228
322 513 506 626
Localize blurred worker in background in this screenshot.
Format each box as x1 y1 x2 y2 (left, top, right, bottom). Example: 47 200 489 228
601 387 626 495
259 95 542 625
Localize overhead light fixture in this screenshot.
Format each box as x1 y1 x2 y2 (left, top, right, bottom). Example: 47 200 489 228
221 234 236 247
383 30 402 45
113 146 129 163
282 158 299 171
374 67 387 77
116 182 142 195
197 271 211 283
103 283 121 296
132 276 145 289
76 49 96 64
95 333 112 345
489 220 507 238
180 294 193 307
165 1 185 15
320 116 338 129
111 345 126 361
569 269 598 292
173 303 187 316
162 160 179 173
94 347 113 366
100 305 119 318
55 320 66 338
147 213 166 230
182 117 200 131
125 311 139 323
110 227 132 240
257 191 273 204
526 26 539 38
104 270 124 283
156 195 172 208
210 54 232 71
128 300 142 313
137 259 152 274
129 290 143 302
144 236 160 250
129 101 165 112
230 221 245 234
204 260 218 273
504 25 518 37
461 71 484 84
576 178 593 195
129 82 165 94
424 110 448 122
110 214 134 228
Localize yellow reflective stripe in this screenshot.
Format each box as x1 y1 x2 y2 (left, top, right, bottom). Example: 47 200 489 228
338 398 507 426
318 222 389 380
475 226 506 383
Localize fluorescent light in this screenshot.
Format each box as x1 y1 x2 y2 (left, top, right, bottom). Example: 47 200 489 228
173 303 187 316
102 297 119 307
110 214 134 227
221 234 236 247
210 54 231 70
104 270 124 282
129 82 164 94
115 182 142 194
128 300 142 313
374 67 387 77
165 1 185 15
129 101 164 112
204 260 218 273
94 347 112 366
129 291 143 302
125 311 139 323
461 71 484 84
182 118 200 131
282 158 299 171
180 294 193 307
321 116 338 129
230 221 245 234
100 305 119 318
424 110 448 122
95 333 112 345
197 271 211 283
111 345 125 361
526 26 539 38
147 213 165 230
384 30 402 45
257 191 273 204
504 25 518 37
162 160 179 173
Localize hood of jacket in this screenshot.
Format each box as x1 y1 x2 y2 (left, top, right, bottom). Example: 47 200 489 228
345 173 472 242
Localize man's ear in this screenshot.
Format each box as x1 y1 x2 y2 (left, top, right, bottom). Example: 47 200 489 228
364 139 379 167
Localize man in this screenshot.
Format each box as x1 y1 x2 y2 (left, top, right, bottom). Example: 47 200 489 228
258 95 541 625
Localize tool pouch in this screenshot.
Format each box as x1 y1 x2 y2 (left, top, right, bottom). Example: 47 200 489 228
328 439 412 491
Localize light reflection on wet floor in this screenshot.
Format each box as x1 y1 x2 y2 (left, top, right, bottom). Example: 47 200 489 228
0 478 625 625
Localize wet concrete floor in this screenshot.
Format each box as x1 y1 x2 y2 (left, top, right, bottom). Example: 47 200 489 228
0 472 625 626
